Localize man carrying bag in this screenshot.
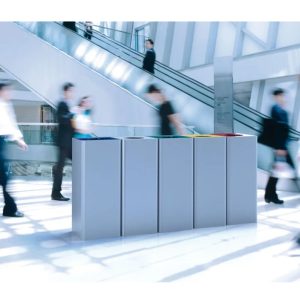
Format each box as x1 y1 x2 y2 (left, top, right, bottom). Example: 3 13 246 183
259 88 297 204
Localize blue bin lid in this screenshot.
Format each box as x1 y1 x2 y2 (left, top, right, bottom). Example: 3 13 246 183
149 135 190 139
75 137 119 140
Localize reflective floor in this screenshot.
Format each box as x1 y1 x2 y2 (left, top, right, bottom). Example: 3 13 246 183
0 177 300 283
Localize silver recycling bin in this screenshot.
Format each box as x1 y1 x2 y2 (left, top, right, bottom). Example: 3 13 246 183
72 137 122 240
122 137 158 236
158 136 194 233
192 135 227 228
225 134 257 225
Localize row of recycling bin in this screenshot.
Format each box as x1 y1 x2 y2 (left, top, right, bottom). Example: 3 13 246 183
72 134 257 240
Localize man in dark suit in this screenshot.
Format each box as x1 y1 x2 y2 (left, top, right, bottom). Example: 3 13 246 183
51 83 75 201
264 88 294 205
142 39 156 74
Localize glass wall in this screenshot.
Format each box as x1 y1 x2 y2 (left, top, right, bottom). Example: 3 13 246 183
277 23 300 48
190 22 210 67
135 23 151 53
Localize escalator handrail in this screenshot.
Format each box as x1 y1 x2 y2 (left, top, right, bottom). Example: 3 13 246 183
91 24 148 39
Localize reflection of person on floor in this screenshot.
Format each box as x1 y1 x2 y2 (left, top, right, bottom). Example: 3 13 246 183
51 83 75 201
0 83 28 217
264 88 296 205
72 96 94 139
146 84 184 135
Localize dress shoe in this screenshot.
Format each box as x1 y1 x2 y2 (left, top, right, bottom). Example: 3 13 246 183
265 197 284 204
3 211 24 217
51 194 70 201
295 235 300 246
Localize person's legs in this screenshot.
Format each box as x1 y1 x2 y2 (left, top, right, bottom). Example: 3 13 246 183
52 147 67 197
0 137 20 216
265 176 284 204
51 147 71 201
265 151 284 204
68 148 72 161
265 176 278 199
295 233 300 246
286 151 295 169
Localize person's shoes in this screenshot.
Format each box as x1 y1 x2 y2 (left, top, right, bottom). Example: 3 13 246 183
51 193 70 201
3 211 24 217
265 197 284 204
295 235 300 246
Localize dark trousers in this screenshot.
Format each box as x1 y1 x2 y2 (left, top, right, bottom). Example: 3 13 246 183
265 151 295 198
52 147 72 196
142 67 154 74
84 31 92 40
0 136 17 215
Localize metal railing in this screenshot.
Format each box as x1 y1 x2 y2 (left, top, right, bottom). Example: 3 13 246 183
77 23 148 52
18 123 196 145
19 123 57 145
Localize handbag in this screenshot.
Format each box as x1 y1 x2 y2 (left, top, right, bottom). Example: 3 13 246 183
258 118 277 148
271 154 295 179
258 118 290 149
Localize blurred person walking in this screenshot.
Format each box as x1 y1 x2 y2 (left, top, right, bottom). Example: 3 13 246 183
263 88 296 205
84 21 93 40
51 83 75 201
72 96 94 139
147 84 184 135
142 39 156 74
0 83 28 217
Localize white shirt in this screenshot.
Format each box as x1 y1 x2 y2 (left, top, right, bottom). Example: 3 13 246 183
0 99 23 141
72 106 93 133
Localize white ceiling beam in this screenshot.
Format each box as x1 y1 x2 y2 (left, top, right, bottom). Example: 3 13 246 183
242 27 268 49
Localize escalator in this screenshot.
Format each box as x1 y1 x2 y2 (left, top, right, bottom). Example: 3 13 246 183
75 22 300 172
0 21 299 173
0 22 159 134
